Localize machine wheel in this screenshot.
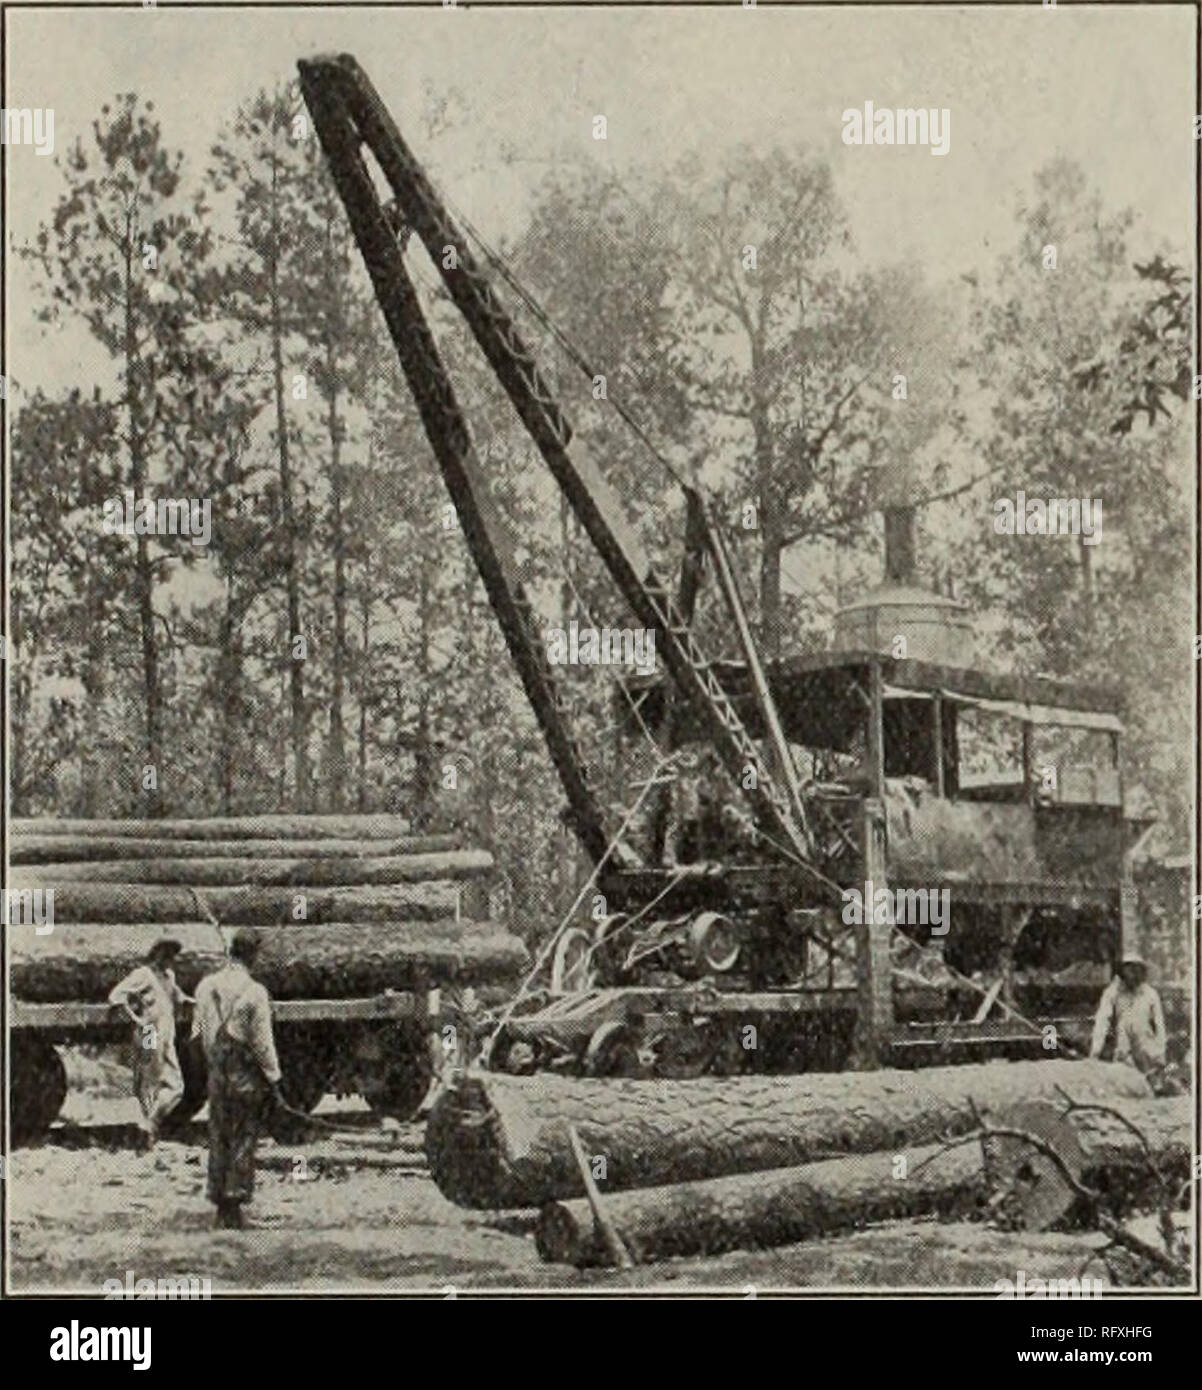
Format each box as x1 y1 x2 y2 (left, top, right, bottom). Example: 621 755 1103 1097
688 912 741 975
11 1036 68 1146
583 1021 642 1077
360 1027 434 1122
486 1029 540 1076
550 926 596 994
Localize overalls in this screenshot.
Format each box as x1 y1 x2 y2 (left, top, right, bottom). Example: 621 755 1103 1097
206 986 271 1207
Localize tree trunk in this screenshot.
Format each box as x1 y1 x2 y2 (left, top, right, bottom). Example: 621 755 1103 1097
326 355 348 811
358 594 371 812
79 567 109 818
412 556 435 828
753 399 782 658
269 160 309 813
1079 537 1095 639
538 1140 985 1266
125 221 162 818
424 1062 1150 1209
12 848 494 887
217 580 241 816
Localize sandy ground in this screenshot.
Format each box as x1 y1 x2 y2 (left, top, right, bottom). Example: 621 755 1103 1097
4 1050 1176 1296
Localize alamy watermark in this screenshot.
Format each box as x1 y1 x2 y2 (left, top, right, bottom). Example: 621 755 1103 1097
102 1270 211 1300
995 1270 1107 1299
102 491 211 547
841 880 949 934
992 493 1102 545
545 621 657 676
50 1323 151 1371
841 101 950 156
1 107 54 156
1 887 54 933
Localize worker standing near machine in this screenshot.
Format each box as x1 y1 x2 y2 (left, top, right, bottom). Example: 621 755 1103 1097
1089 949 1167 1078
192 929 284 1230
108 937 189 1152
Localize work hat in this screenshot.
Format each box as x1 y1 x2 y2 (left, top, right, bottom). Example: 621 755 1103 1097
147 937 183 961
1119 949 1146 967
229 927 263 963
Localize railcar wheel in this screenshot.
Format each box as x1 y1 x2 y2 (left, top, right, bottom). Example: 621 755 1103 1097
11 1036 67 1145
361 1029 434 1122
268 1031 333 1140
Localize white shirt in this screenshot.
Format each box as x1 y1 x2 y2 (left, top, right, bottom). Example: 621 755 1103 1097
192 962 282 1083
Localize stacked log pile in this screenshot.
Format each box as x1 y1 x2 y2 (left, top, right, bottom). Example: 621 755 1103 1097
10 817 527 1003
11 922 229 999
424 1063 1189 1269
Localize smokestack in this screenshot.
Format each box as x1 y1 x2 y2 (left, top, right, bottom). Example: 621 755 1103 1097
831 468 973 666
883 504 917 585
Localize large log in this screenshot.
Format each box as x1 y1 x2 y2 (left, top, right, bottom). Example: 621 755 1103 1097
539 1094 1194 1266
10 815 414 840
425 1062 1151 1209
251 922 528 998
10 834 463 864
11 849 494 888
9 923 228 1000
1069 1096 1193 1176
538 1141 986 1266
983 1095 1194 1230
37 882 462 925
10 921 527 1002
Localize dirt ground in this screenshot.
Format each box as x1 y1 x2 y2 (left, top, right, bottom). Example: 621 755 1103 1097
3 1049 1167 1296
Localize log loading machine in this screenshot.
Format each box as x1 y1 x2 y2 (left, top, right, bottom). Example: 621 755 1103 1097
300 55 1176 1080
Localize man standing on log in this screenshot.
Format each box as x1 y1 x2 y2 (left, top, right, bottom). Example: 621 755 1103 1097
1089 950 1166 1078
108 937 189 1152
193 929 284 1230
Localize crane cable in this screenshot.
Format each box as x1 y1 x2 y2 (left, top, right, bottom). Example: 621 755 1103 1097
437 187 692 494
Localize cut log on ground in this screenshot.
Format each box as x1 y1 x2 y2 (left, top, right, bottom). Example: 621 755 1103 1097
11 849 494 888
10 815 415 840
537 1140 986 1266
37 882 462 926
10 834 463 864
425 1062 1150 1209
10 920 527 1001
10 923 228 999
983 1096 1193 1230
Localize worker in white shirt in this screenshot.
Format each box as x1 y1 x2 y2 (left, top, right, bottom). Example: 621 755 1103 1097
192 929 283 1230
108 938 189 1151
1089 950 1167 1077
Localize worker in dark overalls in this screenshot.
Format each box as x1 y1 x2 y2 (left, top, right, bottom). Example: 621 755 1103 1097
192 929 283 1230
